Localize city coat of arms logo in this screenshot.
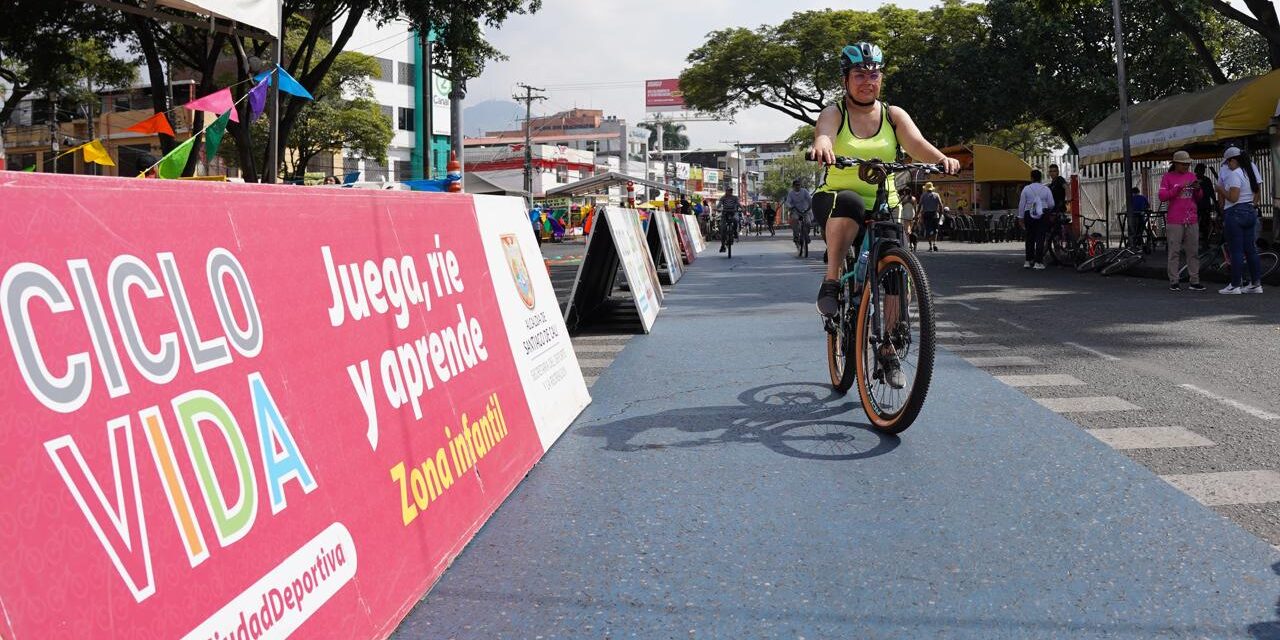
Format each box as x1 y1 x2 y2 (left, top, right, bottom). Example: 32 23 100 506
501 234 536 309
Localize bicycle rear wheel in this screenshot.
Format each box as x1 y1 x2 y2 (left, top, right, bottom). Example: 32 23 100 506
854 247 935 434
827 258 858 393
1258 252 1279 279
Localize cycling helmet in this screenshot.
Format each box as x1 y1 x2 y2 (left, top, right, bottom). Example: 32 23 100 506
840 42 883 75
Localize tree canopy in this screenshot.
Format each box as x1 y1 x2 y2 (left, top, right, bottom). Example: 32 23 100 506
637 122 690 150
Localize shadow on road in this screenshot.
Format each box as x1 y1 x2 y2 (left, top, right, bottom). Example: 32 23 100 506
1249 562 1280 639
577 381 900 461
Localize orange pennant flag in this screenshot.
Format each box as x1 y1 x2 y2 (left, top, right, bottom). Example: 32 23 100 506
126 112 176 137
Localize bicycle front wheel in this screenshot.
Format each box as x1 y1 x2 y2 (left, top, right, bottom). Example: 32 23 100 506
854 247 935 434
1258 252 1279 279
1100 252 1143 276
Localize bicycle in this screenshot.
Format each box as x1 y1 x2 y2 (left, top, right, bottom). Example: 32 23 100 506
1177 220 1280 282
792 209 813 258
721 216 738 258
1075 210 1148 275
820 156 943 434
1042 212 1075 267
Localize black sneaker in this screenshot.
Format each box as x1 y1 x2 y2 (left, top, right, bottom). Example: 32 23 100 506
1188 283 1206 291
719 245 726 253
816 279 841 316
1169 283 1181 291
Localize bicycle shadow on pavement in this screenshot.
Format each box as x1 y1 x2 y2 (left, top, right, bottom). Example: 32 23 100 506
576 382 900 462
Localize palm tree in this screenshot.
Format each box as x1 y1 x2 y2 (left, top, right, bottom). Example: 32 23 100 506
638 122 690 150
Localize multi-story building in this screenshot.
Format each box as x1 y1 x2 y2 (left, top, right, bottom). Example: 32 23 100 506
337 17 450 182
465 108 649 179
464 143 595 197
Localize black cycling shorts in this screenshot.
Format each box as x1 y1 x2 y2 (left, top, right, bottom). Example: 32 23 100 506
812 190 898 226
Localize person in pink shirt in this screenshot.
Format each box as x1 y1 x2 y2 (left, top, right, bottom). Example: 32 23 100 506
1159 150 1203 291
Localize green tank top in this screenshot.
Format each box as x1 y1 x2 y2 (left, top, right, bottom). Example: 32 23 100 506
818 100 899 209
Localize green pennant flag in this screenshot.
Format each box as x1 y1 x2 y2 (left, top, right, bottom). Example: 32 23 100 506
205 110 231 159
157 137 196 179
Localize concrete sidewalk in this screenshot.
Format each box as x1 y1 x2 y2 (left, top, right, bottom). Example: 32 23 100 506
393 237 1280 639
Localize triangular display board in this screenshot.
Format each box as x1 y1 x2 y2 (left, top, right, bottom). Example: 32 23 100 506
563 207 663 334
671 214 697 264
683 213 707 253
646 210 684 285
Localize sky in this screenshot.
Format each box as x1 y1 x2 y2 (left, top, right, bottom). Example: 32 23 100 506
464 0 1259 148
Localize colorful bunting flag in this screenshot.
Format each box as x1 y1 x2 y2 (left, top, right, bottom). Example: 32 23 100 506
125 112 176 137
254 65 314 100
157 137 196 179
205 110 231 158
80 139 115 167
22 166 35 172
248 77 270 121
183 88 240 123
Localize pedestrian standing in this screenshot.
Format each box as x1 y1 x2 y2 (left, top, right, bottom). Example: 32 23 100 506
1017 169 1055 269
919 182 942 250
900 187 918 251
1193 163 1217 246
765 202 777 235
1129 186 1150 249
1215 147 1264 294
1159 150 1203 291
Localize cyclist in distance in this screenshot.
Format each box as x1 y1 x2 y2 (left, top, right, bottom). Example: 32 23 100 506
810 42 961 316
785 178 814 229
718 186 742 253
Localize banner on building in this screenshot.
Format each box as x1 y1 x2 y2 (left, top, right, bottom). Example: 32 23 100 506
0 174 588 639
645 79 685 112
433 72 452 136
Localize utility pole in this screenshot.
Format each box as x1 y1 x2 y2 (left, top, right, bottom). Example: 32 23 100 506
720 139 744 200
513 83 546 208
1110 0 1134 238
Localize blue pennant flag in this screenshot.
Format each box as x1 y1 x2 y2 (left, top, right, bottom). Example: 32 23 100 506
253 65 314 101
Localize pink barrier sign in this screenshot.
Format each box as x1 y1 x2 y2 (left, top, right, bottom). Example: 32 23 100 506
0 173 564 639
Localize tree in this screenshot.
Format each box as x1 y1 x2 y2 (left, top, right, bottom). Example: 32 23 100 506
279 51 392 179
0 0 134 127
1193 0 1280 68
785 125 814 148
760 150 819 202
637 122 689 150
972 121 1060 157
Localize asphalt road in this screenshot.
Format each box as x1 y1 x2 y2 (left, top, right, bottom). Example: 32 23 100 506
917 238 1280 545
392 233 1280 639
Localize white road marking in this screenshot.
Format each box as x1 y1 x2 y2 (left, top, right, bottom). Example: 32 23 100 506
995 374 1086 387
1062 341 1121 362
963 356 1042 367
935 321 959 328
1087 427 1214 450
1161 471 1280 506
1179 384 1280 420
573 344 627 354
584 375 599 387
937 300 980 311
572 334 634 343
997 318 1031 331
940 343 1009 352
1035 396 1141 412
937 330 983 339
576 358 616 369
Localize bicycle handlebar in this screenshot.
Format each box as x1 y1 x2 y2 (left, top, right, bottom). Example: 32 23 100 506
828 156 947 174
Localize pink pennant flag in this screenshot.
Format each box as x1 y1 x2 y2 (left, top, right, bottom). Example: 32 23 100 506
182 87 240 123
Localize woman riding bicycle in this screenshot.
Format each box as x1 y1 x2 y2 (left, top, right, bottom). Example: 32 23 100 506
810 42 960 317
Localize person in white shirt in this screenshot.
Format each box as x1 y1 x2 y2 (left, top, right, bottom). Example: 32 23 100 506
1215 146 1263 294
1017 168 1056 269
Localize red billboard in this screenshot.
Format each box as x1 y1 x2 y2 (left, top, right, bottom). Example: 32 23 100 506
0 173 588 639
645 78 685 112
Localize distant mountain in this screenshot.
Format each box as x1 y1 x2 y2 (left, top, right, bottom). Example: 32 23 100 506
462 100 523 137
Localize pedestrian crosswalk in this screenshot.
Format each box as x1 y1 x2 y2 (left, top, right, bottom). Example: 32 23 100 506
571 334 634 389
934 306 1280 525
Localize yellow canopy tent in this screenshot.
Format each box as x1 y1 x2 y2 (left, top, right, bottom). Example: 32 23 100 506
1079 69 1280 164
972 144 1033 183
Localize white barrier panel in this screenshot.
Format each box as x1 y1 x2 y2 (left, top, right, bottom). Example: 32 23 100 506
606 208 662 332
684 214 707 253
652 211 684 282
474 195 591 450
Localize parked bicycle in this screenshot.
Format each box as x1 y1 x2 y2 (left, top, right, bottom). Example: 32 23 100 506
819 156 943 434
1076 210 1155 275
1177 220 1280 282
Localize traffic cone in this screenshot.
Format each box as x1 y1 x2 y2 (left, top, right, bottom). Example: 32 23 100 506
447 151 462 193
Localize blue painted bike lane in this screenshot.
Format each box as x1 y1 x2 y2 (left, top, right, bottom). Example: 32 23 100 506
393 239 1280 639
